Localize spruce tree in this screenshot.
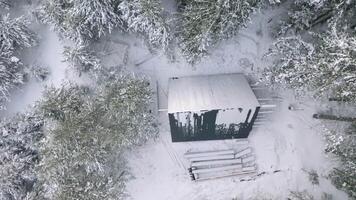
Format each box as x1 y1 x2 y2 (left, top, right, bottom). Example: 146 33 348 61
34 69 157 199
177 0 259 64
36 0 122 44
0 112 44 200
119 0 171 52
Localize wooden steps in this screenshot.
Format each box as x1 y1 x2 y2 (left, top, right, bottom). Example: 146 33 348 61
186 147 257 181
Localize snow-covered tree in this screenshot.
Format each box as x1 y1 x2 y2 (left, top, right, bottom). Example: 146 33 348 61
34 70 157 199
277 0 356 36
265 29 356 101
0 13 37 109
288 190 314 200
119 0 171 52
177 0 259 64
326 122 356 199
63 45 101 74
0 0 10 9
36 0 123 44
0 112 44 200
0 44 24 110
0 14 37 49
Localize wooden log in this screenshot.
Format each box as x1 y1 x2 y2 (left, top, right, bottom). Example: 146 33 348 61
234 148 252 158
313 114 356 122
328 97 350 102
191 158 242 167
184 150 235 159
192 164 242 174
194 166 256 181
189 154 235 162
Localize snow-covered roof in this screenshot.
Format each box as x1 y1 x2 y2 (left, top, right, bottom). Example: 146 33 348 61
168 73 260 113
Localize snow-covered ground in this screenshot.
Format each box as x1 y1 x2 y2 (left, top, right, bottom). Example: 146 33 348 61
125 94 348 200
1 4 349 200
121 9 348 200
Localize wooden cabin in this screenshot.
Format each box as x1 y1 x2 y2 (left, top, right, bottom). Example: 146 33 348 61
168 73 260 142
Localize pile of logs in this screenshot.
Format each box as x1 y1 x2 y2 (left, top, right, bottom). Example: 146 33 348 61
185 148 256 181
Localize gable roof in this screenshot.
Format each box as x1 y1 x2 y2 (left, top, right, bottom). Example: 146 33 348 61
168 73 260 113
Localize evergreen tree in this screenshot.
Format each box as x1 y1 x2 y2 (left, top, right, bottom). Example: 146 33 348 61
63 45 101 74
34 70 157 199
277 0 356 36
326 122 356 199
0 44 24 110
177 0 259 64
36 0 123 44
0 14 37 49
119 0 171 52
265 27 356 101
0 112 44 200
0 0 10 9
0 13 37 109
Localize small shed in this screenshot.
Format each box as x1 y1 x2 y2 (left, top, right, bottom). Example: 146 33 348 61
168 73 260 142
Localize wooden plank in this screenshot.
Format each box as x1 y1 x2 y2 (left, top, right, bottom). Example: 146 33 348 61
194 166 257 181
189 154 235 162
192 164 242 174
184 150 235 159
242 166 256 172
191 158 242 167
261 104 277 108
234 148 252 158
234 139 249 145
258 111 274 114
242 155 255 164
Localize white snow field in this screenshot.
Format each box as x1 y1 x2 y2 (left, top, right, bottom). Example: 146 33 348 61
1 3 349 200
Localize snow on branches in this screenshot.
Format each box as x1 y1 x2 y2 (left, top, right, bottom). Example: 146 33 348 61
63 45 101 74
277 0 356 36
0 14 37 49
265 31 356 102
326 123 356 199
119 0 171 52
0 0 10 9
0 44 24 110
34 70 157 199
0 13 37 109
0 112 44 200
36 0 123 44
177 0 259 64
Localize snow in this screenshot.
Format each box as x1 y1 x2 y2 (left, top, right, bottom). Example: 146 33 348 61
167 73 260 113
1 2 350 200
0 26 91 117
122 7 348 200
126 93 348 200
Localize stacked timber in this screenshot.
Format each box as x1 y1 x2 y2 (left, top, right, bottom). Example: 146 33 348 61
185 147 256 181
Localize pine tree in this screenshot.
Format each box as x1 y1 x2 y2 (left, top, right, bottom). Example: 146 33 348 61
0 13 38 110
277 0 356 36
0 44 24 110
0 14 37 49
0 0 10 9
63 45 101 74
34 69 157 199
326 122 356 199
177 0 259 64
265 28 356 101
36 0 123 44
118 0 171 52
0 112 44 200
